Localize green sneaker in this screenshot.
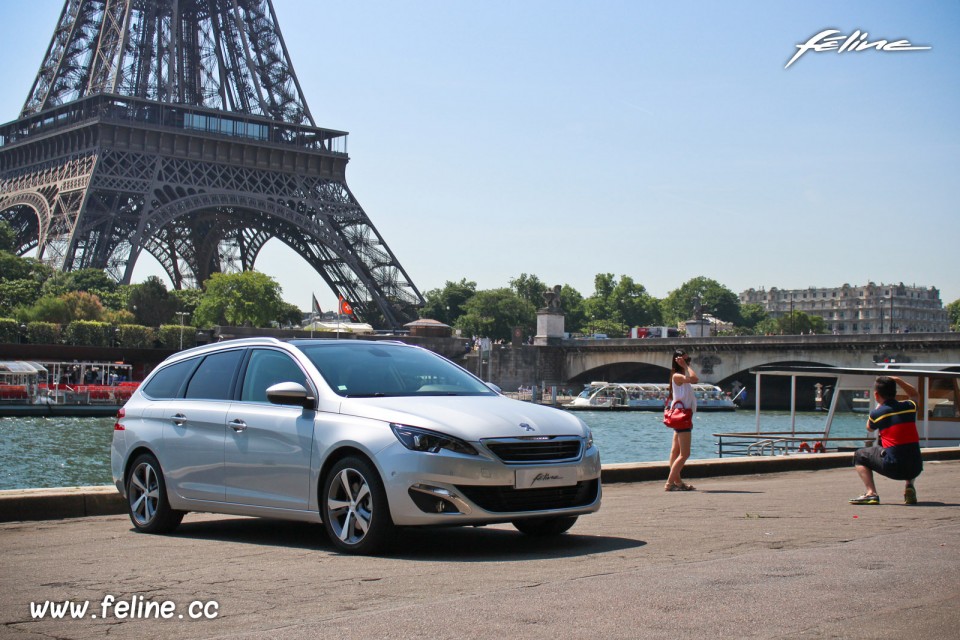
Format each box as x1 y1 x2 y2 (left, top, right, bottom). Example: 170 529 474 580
904 486 917 505
849 493 880 505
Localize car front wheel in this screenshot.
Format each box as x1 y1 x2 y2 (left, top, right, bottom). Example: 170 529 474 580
513 515 578 536
126 453 184 534
322 456 395 555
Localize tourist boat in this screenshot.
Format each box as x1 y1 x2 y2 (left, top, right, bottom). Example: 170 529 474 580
565 382 736 412
713 363 960 457
0 360 138 417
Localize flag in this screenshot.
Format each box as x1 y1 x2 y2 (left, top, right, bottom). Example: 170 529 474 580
311 294 322 316
338 296 354 315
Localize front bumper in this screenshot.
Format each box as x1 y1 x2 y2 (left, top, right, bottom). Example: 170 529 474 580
377 441 602 526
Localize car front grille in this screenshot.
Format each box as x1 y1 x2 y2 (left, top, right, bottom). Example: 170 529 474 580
482 437 582 463
455 479 599 513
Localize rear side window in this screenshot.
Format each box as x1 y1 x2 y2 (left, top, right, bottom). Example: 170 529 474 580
142 359 197 399
184 350 244 401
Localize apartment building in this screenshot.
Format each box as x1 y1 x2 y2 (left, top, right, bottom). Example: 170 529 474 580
739 283 949 335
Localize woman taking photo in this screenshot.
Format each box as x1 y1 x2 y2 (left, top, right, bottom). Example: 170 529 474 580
666 349 698 491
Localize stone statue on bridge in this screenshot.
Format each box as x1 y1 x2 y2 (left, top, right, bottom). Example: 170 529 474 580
542 285 563 314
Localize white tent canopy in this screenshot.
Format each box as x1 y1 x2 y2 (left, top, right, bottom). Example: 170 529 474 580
303 321 374 335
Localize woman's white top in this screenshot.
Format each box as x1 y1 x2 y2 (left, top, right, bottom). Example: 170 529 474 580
671 377 697 412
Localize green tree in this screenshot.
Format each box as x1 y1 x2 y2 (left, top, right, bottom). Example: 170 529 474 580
0 251 52 284
171 288 205 317
583 274 661 330
609 275 662 327
739 303 768 330
754 317 780 335
40 268 117 297
661 277 742 326
0 280 42 317
420 279 477 325
19 295 71 324
947 299 960 332
277 301 304 327
454 288 535 341
0 220 15 252
97 285 131 312
755 311 826 335
581 318 628 338
582 273 617 328
128 276 179 326
509 273 549 309
559 284 587 333
194 271 284 328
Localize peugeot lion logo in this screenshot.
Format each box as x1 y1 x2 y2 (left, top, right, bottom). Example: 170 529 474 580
519 423 535 432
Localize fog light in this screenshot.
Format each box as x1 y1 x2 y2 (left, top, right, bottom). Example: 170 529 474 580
408 484 472 515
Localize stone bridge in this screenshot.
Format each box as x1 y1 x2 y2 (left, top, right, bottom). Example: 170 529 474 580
560 333 960 386
480 333 960 408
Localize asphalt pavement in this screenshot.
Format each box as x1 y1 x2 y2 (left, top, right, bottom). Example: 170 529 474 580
1 460 958 640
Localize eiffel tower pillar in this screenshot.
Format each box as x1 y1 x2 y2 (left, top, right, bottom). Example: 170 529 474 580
0 0 423 328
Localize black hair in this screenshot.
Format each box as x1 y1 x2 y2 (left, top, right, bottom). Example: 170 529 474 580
875 376 897 401
671 349 688 375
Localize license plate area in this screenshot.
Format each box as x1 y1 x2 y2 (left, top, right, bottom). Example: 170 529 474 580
514 466 578 489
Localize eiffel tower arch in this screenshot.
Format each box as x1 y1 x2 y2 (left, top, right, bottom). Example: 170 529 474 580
0 0 423 328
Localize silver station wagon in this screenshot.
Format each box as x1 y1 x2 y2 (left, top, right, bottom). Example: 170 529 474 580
111 338 601 554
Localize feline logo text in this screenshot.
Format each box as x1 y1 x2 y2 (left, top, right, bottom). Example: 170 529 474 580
786 29 931 69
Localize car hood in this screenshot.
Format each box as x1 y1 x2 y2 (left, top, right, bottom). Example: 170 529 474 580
336 395 587 440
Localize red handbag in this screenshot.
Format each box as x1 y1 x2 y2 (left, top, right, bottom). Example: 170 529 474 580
663 401 693 429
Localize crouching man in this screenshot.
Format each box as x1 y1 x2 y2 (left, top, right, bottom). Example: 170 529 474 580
849 376 923 505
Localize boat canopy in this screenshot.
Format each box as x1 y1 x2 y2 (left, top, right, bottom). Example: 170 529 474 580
0 361 48 375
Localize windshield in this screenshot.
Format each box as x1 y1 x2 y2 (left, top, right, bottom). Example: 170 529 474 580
298 342 496 398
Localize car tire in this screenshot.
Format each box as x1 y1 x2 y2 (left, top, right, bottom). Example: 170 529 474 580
322 456 396 555
126 453 184 534
512 515 578 536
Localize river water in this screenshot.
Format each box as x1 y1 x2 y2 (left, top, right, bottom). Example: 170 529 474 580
0 410 874 491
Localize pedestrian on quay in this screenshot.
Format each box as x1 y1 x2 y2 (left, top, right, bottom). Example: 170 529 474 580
665 348 698 491
849 375 923 505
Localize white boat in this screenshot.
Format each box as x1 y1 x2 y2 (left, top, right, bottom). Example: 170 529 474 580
565 381 736 412
0 360 137 417
714 363 960 457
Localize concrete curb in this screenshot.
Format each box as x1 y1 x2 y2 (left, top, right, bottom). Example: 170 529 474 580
601 447 960 483
2 448 958 523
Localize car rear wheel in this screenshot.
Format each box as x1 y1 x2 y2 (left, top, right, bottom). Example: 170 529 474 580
322 456 395 555
513 515 578 536
126 453 184 533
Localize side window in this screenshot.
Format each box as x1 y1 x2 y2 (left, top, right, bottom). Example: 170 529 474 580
142 359 197 399
241 349 309 403
184 350 244 401
927 377 959 419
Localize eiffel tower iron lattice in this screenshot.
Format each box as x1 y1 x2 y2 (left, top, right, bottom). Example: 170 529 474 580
0 0 423 328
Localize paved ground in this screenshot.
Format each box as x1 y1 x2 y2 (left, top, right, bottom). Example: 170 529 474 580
1 460 958 640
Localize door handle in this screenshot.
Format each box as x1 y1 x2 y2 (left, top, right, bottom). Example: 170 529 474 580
171 413 187 426
229 419 247 432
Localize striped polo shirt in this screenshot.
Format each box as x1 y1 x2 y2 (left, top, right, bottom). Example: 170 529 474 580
867 399 920 447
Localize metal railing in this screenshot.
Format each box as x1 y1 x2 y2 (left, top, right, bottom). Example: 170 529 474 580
714 432 873 458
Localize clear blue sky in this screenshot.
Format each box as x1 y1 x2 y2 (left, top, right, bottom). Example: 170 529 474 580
1 1 957 312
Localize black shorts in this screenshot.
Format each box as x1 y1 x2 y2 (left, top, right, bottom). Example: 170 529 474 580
853 444 923 481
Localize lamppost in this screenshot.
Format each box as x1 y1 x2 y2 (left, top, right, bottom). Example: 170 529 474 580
175 312 189 350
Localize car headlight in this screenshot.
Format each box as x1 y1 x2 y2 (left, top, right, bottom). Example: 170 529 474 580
584 426 594 450
390 424 479 456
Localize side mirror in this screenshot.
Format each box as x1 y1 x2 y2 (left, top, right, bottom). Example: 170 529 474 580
266 382 316 410
486 382 502 395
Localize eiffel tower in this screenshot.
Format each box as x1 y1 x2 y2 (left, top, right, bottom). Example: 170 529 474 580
0 0 423 328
